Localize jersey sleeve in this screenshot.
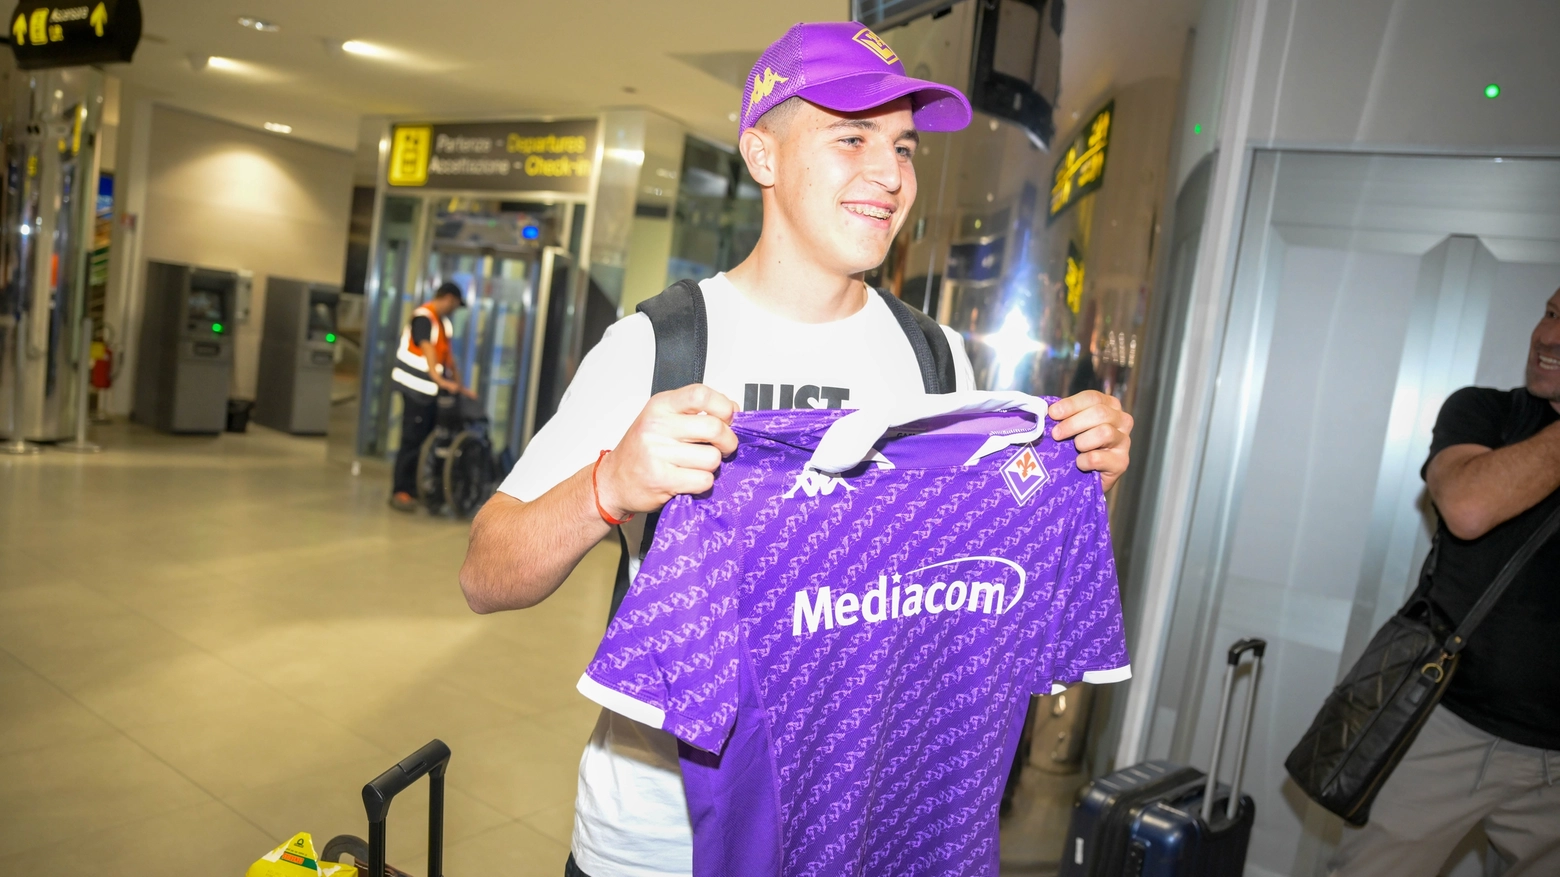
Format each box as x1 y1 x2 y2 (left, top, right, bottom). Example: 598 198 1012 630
409 315 432 346
1423 387 1508 479
577 491 743 754
1033 469 1131 695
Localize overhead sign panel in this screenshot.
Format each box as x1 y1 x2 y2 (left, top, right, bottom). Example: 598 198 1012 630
9 0 141 69
386 119 598 195
1048 100 1113 224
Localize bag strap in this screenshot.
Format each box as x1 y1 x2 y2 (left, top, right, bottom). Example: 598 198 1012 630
1445 500 1560 655
876 289 957 394
637 278 707 394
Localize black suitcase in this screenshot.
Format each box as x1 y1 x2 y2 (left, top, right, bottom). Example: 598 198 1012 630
1059 638 1265 877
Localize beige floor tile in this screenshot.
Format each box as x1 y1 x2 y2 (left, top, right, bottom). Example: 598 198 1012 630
222 752 513 869
0 800 275 877
520 799 578 850
293 676 527 758
122 704 392 799
444 818 572 877
0 652 119 755
0 735 213 858
64 650 283 731
439 719 584 821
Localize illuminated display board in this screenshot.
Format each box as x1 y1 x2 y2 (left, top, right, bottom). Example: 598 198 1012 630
387 119 597 195
1048 100 1113 224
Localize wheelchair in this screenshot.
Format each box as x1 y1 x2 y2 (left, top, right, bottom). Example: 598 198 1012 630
415 394 500 518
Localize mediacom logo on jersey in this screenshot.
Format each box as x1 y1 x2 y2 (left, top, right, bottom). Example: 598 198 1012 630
792 555 1027 636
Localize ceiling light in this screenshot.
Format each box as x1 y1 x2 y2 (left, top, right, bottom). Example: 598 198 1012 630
237 16 280 32
263 122 292 134
341 39 393 59
206 56 243 72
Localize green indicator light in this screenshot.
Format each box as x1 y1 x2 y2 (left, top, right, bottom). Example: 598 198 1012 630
1484 83 1500 99
1193 123 1203 134
325 333 336 343
211 323 223 333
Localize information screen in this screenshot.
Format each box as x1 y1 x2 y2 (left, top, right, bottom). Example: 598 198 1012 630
187 289 225 324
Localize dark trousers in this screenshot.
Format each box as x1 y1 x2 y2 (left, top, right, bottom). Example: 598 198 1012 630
563 853 592 877
393 391 437 496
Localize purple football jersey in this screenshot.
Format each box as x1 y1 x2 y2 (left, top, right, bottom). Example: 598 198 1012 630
578 394 1130 877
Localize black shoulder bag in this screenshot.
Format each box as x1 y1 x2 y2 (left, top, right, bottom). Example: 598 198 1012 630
1284 499 1560 825
603 279 956 621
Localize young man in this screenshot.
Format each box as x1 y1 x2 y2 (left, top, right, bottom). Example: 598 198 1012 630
460 22 1135 877
389 282 473 512
1331 289 1560 877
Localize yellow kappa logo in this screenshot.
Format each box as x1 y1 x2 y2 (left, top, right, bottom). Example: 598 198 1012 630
852 28 898 64
750 67 789 105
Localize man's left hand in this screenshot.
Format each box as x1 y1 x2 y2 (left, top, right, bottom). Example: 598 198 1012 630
1049 390 1133 492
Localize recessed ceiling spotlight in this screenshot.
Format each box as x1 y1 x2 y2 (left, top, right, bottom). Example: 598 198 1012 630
340 39 393 59
263 122 292 133
237 16 280 33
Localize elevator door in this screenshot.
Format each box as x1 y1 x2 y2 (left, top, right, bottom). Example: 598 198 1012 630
425 244 540 458
1145 152 1560 877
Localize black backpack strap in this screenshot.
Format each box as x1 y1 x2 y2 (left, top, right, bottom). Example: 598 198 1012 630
877 289 957 394
637 278 707 394
606 279 710 624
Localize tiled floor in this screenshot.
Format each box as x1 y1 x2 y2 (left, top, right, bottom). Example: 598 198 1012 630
0 416 1077 876
0 419 609 875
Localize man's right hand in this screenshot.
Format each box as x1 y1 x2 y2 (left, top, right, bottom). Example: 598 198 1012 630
594 384 739 518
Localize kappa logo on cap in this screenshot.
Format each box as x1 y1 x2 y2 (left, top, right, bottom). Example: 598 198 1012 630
1001 444 1049 504
852 27 898 64
750 67 790 105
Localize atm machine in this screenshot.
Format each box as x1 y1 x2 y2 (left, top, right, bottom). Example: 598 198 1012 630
255 278 339 435
132 262 238 434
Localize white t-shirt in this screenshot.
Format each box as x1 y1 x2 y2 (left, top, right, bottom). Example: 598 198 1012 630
498 273 974 877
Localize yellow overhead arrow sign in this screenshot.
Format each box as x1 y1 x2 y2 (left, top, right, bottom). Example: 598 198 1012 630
90 3 108 37
12 14 25 46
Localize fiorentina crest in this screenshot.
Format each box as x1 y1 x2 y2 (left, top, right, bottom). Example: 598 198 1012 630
1001 444 1048 504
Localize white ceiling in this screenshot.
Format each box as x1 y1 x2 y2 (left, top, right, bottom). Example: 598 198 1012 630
108 0 1201 155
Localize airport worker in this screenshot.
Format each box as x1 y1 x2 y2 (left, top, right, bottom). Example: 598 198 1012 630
389 281 472 512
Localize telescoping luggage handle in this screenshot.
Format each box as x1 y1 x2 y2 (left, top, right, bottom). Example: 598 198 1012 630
1200 638 1266 825
362 738 451 877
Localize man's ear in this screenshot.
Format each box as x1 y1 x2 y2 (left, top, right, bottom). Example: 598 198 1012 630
739 128 778 188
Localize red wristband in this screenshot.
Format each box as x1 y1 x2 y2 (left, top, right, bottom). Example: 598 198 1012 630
593 450 634 526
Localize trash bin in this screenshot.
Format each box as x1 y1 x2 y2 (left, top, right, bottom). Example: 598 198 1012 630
226 399 254 433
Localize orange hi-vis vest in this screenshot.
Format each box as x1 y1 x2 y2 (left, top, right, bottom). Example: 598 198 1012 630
390 304 454 399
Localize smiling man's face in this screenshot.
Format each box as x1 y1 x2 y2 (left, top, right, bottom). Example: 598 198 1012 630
765 97 919 277
1528 289 1560 408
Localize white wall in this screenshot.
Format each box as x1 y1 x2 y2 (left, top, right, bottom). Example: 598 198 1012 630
1247 0 1560 153
107 104 354 412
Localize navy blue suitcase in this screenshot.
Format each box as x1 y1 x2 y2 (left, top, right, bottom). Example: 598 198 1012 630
1059 639 1265 877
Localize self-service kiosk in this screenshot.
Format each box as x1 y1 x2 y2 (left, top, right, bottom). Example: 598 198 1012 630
255 278 339 435
132 262 238 434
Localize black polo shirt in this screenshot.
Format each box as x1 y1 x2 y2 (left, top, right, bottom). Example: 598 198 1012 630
1424 386 1560 750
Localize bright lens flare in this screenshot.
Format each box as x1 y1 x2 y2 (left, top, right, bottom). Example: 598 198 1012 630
341 39 394 59
982 309 1043 389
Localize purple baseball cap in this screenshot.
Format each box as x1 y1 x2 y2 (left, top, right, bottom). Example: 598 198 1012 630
740 21 973 133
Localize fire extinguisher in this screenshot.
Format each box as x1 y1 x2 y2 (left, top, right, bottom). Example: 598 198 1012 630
90 340 113 389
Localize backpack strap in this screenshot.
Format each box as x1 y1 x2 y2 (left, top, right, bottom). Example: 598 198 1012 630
606 279 710 623
877 289 957 394
637 278 707 394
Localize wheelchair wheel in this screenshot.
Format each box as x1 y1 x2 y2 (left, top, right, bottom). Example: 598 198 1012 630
443 430 496 518
416 430 448 513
